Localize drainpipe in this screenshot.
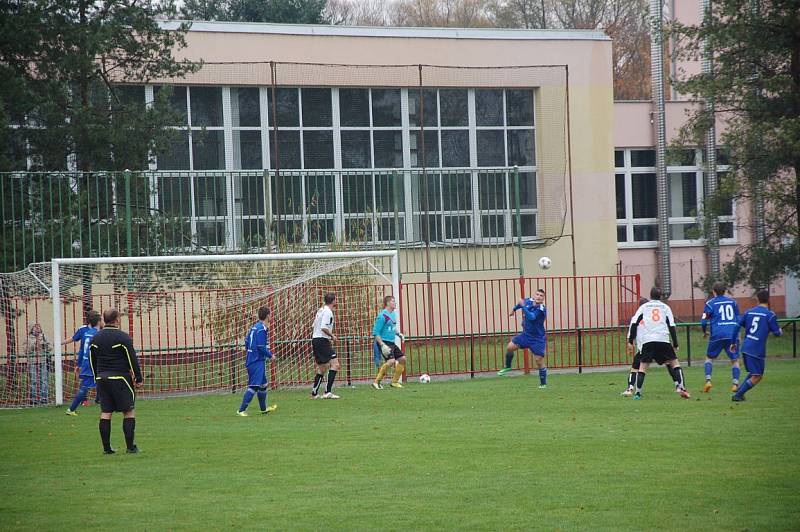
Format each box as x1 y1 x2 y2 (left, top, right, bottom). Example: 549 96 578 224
651 0 671 294
751 0 766 251
702 0 720 280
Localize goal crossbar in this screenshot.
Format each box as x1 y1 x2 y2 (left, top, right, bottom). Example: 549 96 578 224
51 250 399 405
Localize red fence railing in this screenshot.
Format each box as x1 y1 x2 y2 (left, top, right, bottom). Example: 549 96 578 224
400 275 641 376
1 274 640 406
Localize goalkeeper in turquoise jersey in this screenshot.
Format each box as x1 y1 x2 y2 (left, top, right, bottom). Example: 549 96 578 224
372 295 406 389
237 306 277 416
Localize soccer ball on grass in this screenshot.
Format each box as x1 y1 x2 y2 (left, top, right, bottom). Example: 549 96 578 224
419 373 431 384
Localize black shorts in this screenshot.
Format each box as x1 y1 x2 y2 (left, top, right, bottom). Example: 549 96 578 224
312 337 337 365
97 376 135 413
631 351 642 370
640 342 677 365
380 341 404 361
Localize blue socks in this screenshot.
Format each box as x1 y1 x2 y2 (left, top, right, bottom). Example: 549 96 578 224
735 377 754 398
539 367 547 386
706 361 742 386
69 386 89 411
239 388 256 412
257 390 267 411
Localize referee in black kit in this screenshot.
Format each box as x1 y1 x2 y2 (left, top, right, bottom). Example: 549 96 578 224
89 309 143 454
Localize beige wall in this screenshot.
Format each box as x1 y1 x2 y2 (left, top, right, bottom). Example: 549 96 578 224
614 101 730 147
156 24 611 87
670 0 702 101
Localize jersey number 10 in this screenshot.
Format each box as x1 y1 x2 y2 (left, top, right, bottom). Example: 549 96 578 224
720 304 735 321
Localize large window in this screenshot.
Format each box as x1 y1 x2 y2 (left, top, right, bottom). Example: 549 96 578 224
339 88 405 243
475 89 536 241
153 86 229 248
614 148 735 246
148 85 539 248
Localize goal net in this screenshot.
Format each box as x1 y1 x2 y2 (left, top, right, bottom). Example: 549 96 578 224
0 251 398 407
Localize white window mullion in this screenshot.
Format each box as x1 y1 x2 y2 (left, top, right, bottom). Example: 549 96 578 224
222 87 237 250
368 89 375 168
401 88 413 242
145 86 157 171
367 90 379 244
625 162 634 243
299 173 308 245
260 87 270 170
187 146 197 240
258 87 272 249
222 88 234 171
467 89 480 240
332 88 344 242
502 91 512 240
184 89 198 240
298 88 305 169
186 88 194 170
295 89 308 243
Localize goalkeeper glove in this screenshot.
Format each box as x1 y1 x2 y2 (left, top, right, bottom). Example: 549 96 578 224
381 343 391 356
396 332 406 342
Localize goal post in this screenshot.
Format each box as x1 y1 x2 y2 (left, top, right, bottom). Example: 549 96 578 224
51 250 399 405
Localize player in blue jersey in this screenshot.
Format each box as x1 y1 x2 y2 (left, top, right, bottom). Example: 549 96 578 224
497 288 548 388
63 318 91 404
700 282 741 393
65 310 102 416
63 322 90 351
729 290 782 402
372 295 406 390
237 306 277 416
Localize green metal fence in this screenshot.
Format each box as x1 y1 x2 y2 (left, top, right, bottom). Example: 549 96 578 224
1 168 542 274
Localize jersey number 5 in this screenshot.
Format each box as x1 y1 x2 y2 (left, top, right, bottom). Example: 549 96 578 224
749 316 760 334
651 308 661 321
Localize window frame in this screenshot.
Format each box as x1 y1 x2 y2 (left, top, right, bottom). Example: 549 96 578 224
147 85 540 250
615 148 737 248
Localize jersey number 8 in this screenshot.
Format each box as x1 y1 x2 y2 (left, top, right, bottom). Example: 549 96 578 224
651 308 661 321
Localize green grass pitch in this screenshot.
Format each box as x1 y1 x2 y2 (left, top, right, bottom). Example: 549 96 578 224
1 361 799 531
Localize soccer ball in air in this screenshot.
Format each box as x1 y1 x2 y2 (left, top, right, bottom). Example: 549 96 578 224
537 256 552 270
419 373 431 384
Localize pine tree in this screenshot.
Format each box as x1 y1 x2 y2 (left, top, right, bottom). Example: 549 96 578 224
0 0 198 172
670 0 800 289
